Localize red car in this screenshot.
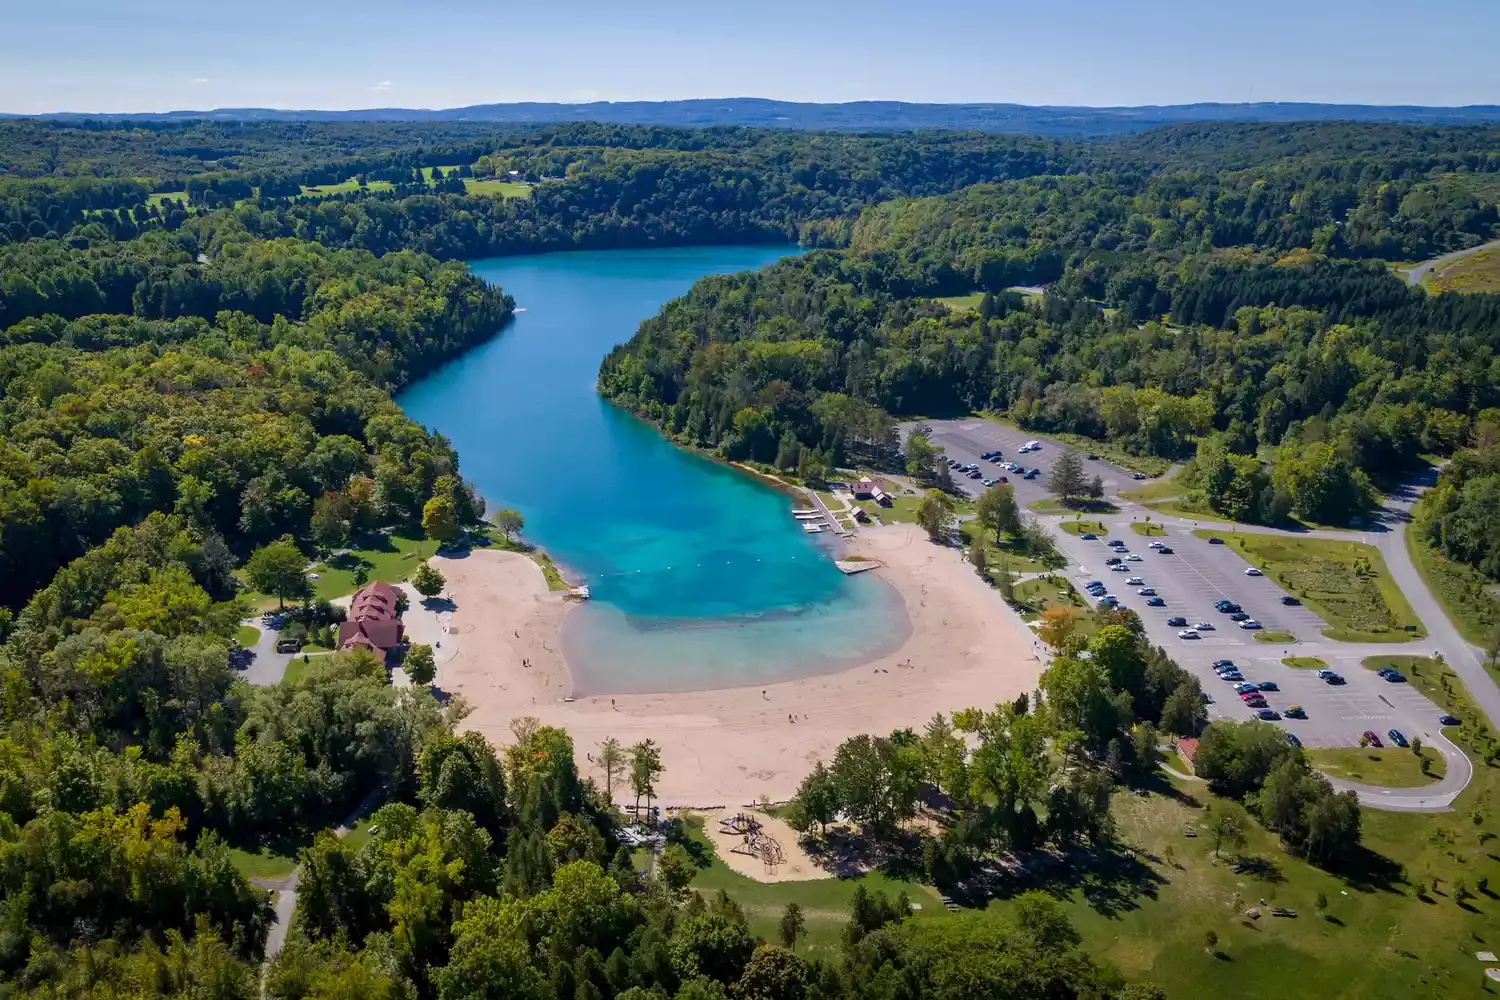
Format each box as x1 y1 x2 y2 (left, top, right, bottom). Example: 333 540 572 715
1361 730 1383 748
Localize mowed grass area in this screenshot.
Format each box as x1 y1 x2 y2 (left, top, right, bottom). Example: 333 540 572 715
1194 531 1425 643
1404 520 1500 654
1131 521 1167 537
225 844 298 881
1306 746 1446 787
677 765 1500 997
234 624 260 647
1029 498 1119 515
1143 497 1234 522
308 530 440 601
1118 472 1191 502
1254 630 1298 643
933 292 984 312
1282 656 1328 669
679 816 944 958
1060 519 1108 536
1014 576 1101 635
301 177 395 197
1425 246 1500 293
957 521 1056 574
147 191 189 209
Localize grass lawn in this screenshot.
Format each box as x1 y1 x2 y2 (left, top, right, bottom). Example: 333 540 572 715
1306 746 1446 787
679 816 944 957
1426 246 1500 293
225 844 298 881
1193 531 1425 643
234 624 260 647
1404 519 1500 650
978 413 1173 477
1282 656 1328 669
464 178 532 198
1014 576 1099 635
1029 498 1119 515
300 178 394 197
857 495 974 526
1143 497 1234 522
147 191 189 209
1254 630 1298 643
310 530 440 601
1118 472 1192 502
531 549 571 591
1131 522 1167 537
340 817 377 852
933 292 984 313
1060 519 1108 536
957 522 1054 573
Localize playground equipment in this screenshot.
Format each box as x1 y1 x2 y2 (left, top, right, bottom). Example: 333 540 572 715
719 812 785 875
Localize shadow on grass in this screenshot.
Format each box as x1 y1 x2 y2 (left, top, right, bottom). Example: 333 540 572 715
940 842 1167 920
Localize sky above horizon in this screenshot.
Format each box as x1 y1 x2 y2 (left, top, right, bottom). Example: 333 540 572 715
1 0 1496 114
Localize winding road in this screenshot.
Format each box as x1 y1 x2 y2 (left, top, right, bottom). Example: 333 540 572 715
1402 237 1500 287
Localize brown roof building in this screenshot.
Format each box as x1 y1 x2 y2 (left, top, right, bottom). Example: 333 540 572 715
339 581 404 661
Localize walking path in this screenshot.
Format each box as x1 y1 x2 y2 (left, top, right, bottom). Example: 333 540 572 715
1318 732 1472 812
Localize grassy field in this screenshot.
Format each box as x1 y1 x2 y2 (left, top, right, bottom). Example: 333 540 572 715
234 624 260 647
1118 472 1191 502
309 531 440 601
857 495 974 525
957 522 1055 574
1143 497 1234 523
1131 521 1167 537
1060 519 1108 536
1254 630 1298 644
1194 531 1425 643
147 191 189 209
674 764 1500 998
1306 746 1446 787
301 177 395 197
225 844 298 881
1404 520 1500 650
933 292 984 312
1029 498 1119 514
1282 656 1328 669
1425 246 1500 293
978 414 1173 477
463 177 533 198
1014 576 1100 635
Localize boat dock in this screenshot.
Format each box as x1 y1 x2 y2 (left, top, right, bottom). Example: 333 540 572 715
835 558 880 575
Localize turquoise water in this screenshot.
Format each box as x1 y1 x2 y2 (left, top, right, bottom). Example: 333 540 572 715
396 246 909 695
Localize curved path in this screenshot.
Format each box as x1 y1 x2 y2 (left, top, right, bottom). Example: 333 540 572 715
1319 732 1472 812
1403 237 1500 287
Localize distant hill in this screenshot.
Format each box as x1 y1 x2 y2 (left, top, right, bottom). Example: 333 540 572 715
8 98 1500 137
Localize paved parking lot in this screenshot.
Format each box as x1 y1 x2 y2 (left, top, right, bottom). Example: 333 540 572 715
904 417 1452 751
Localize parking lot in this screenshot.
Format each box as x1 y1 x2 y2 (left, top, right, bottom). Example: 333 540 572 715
904 417 1452 751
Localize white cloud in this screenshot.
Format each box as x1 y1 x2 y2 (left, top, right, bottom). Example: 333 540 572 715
191 77 210 84
372 80 392 92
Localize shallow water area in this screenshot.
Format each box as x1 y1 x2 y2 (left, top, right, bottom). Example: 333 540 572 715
396 245 911 694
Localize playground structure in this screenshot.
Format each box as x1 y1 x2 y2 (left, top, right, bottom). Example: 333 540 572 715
719 812 786 875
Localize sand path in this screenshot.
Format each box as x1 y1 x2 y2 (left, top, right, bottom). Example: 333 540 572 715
438 523 1044 807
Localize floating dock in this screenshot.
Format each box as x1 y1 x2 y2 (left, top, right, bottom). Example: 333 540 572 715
835 558 880 574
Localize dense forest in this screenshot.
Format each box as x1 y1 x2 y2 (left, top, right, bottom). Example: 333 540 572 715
3 115 1500 997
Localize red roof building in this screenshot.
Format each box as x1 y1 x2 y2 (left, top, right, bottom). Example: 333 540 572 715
1176 737 1200 774
339 582 404 661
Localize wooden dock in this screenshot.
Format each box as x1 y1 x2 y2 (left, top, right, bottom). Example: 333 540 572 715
835 558 880 575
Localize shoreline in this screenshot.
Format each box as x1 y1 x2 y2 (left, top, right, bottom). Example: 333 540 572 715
437 522 1045 807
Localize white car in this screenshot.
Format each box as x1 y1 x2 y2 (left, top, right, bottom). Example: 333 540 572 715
1192 621 1215 631
1178 629 1201 639
1126 576 1144 586
1126 553 1142 562
1239 619 1263 630
1245 567 1263 576
1110 564 1130 572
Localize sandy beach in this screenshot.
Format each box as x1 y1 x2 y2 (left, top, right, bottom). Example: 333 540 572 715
438 523 1044 807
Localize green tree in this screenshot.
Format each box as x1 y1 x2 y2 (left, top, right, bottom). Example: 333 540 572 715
494 508 525 542
657 842 696 900
1205 800 1251 859
244 537 310 609
597 737 625 803
1047 450 1087 504
629 739 664 827
916 489 956 542
790 760 840 835
412 562 446 599
976 481 1021 539
422 493 460 543
405 643 436 685
779 902 805 951
904 430 940 480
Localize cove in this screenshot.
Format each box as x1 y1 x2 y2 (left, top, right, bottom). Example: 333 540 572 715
395 245 910 695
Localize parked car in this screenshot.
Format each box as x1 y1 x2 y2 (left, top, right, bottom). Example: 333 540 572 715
1167 616 1188 627
1105 556 1122 564
1285 732 1302 747
1192 621 1215 631
982 478 996 488
1316 668 1335 679
1212 659 1236 669
1245 567 1263 576
1387 729 1409 748
1023 469 1039 480
1126 553 1143 561
1362 731 1383 748
1324 673 1346 685
1379 669 1407 683
1132 472 1147 480
1136 587 1156 596
1220 671 1244 681
1157 546 1174 553
1145 597 1166 607
1111 564 1130 572
1208 536 1226 545
1238 619 1263 630
1177 629 1200 639
1280 595 1301 605
1080 532 1098 540
1229 611 1250 621
1234 682 1259 694
1127 576 1144 585
275 638 302 653
1439 714 1461 726
1214 599 1240 612
1257 681 1279 691
1256 708 1281 721
1284 705 1307 719
1148 541 1165 549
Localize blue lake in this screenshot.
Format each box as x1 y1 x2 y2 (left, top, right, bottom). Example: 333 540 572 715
396 245 909 695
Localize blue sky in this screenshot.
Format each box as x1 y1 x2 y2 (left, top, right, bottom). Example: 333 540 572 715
1 0 1495 113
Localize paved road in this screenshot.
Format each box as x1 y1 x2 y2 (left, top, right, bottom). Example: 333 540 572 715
239 617 294 686
1403 237 1500 286
1320 732 1472 812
